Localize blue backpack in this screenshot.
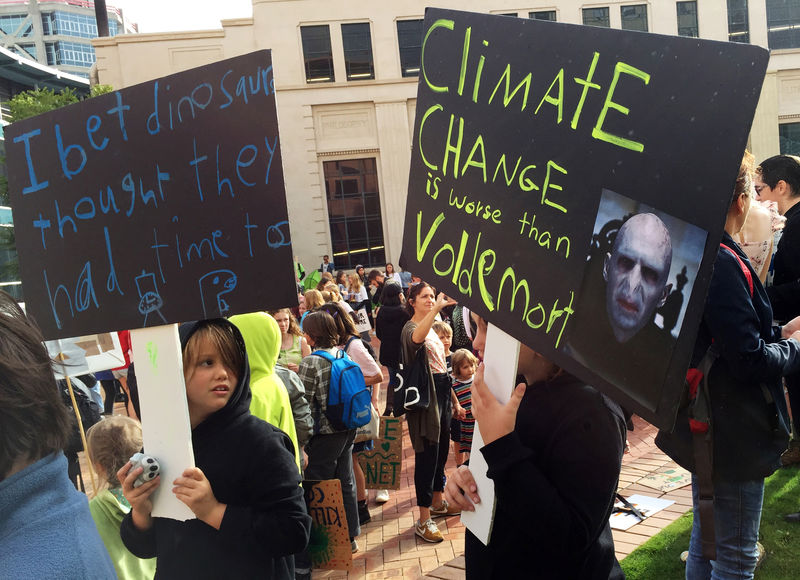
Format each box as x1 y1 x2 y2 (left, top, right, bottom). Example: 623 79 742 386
312 349 372 430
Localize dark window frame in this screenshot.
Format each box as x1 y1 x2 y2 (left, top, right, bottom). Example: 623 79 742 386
620 4 648 32
323 158 385 270
727 0 750 43
529 10 557 21
677 1 699 37
397 19 423 78
301 24 335 83
582 7 611 28
341 22 375 81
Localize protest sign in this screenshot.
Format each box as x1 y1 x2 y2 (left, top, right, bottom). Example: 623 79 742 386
5 50 295 340
302 479 353 571
357 416 403 490
401 9 768 430
46 331 124 378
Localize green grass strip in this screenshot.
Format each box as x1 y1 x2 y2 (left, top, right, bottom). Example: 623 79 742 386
621 466 800 580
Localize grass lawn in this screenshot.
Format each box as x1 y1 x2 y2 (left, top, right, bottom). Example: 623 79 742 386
621 465 800 579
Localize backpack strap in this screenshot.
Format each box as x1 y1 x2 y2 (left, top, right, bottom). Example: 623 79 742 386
344 336 359 354
311 349 342 363
719 243 753 297
689 345 719 561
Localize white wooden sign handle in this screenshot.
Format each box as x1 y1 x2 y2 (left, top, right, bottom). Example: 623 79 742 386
459 323 520 545
130 325 195 521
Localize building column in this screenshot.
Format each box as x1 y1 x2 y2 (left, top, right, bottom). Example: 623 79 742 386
374 100 412 265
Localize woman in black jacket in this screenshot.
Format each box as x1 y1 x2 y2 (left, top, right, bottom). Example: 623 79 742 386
657 153 800 579
374 283 409 416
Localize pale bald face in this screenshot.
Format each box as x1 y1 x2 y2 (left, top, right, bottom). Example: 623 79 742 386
603 213 672 343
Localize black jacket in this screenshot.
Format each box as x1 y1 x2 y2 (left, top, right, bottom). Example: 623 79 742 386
121 320 311 579
766 202 800 322
659 234 800 481
465 373 626 579
375 304 410 368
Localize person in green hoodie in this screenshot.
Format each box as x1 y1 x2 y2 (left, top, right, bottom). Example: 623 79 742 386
230 312 301 470
86 415 157 580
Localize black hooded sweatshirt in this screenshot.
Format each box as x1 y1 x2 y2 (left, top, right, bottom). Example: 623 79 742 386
121 319 311 579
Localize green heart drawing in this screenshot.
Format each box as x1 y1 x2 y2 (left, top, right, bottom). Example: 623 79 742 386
381 442 391 452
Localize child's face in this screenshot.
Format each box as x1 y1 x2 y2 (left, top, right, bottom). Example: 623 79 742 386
273 311 291 335
455 361 475 381
437 332 452 353
185 336 238 427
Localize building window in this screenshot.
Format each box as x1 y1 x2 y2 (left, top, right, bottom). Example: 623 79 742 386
497 13 518 17
324 158 385 270
341 22 375 81
0 15 32 36
780 122 800 155
529 10 557 21
621 5 648 31
16 43 36 60
397 19 423 77
727 0 750 43
583 7 610 28
767 0 800 49
301 25 334 83
677 1 699 37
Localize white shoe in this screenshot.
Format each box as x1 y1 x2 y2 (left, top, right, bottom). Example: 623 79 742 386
375 489 389 504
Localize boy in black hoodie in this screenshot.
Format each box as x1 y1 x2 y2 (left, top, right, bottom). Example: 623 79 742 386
118 319 311 579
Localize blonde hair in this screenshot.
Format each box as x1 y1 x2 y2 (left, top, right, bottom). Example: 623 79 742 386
348 273 363 293
86 416 143 492
452 348 478 375
304 289 325 310
432 320 452 338
324 283 342 302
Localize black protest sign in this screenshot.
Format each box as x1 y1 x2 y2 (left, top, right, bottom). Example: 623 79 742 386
302 479 353 571
357 416 403 490
6 50 294 340
401 9 767 430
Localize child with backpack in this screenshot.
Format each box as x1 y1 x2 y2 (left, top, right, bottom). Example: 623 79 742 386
118 319 311 579
86 416 156 580
297 310 366 555
318 301 384 524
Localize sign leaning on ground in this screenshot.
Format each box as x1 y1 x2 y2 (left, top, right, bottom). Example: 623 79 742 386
357 416 404 490
401 9 769 430
5 50 296 340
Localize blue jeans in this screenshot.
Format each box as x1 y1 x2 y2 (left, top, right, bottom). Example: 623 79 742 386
686 475 764 580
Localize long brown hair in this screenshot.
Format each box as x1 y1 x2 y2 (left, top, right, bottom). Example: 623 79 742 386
269 308 302 337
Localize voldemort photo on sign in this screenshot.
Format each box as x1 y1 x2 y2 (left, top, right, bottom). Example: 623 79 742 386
565 189 707 410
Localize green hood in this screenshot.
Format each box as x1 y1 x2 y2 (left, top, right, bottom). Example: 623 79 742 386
230 312 300 470
229 312 280 383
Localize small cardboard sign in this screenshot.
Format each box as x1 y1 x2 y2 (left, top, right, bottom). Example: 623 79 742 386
357 416 403 490
302 479 353 571
46 331 124 378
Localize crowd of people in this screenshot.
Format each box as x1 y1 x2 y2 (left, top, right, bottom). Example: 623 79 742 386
3 154 800 580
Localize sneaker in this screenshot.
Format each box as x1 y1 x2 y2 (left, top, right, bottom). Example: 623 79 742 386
415 518 444 543
351 539 359 553
680 550 689 563
756 541 765 569
375 489 390 504
781 442 800 466
430 499 460 517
